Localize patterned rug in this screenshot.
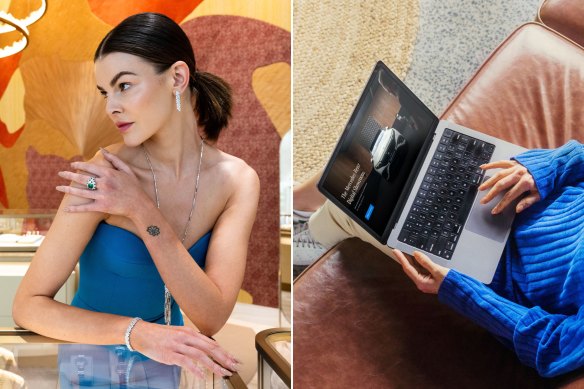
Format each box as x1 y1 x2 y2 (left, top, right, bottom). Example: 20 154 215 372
404 0 540 115
293 0 419 182
293 0 541 183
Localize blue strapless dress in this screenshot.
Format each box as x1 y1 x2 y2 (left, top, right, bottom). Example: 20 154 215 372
71 222 211 325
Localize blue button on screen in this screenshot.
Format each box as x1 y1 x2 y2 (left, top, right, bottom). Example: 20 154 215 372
365 204 374 220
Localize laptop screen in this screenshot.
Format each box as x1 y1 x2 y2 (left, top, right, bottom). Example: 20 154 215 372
318 62 438 241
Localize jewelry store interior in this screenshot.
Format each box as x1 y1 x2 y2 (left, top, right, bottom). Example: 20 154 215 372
0 0 291 388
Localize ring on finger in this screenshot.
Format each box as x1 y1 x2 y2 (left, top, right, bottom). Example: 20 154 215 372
86 176 97 191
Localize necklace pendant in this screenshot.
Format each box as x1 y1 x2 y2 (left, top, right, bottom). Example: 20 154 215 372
142 141 205 328
164 285 172 325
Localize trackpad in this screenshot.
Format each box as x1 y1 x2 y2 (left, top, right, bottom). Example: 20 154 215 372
464 177 517 243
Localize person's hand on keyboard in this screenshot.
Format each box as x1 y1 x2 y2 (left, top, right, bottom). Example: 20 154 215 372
478 160 540 214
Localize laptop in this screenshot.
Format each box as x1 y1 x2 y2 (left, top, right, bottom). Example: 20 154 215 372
317 61 526 283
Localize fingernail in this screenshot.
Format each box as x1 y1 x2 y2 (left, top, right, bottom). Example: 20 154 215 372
99 147 106 152
63 207 70 212
231 356 242 364
220 367 233 377
492 208 498 215
231 361 241 371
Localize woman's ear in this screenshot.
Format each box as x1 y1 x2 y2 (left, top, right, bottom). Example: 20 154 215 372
170 61 190 93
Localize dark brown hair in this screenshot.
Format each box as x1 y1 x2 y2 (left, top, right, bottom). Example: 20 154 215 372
94 12 232 141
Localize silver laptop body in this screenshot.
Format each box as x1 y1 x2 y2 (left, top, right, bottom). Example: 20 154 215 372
318 61 526 283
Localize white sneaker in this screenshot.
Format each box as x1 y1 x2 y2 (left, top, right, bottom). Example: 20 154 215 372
293 228 327 267
292 209 313 235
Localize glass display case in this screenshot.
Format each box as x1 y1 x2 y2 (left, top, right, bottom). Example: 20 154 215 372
255 328 291 389
0 210 70 327
0 337 248 388
0 209 56 253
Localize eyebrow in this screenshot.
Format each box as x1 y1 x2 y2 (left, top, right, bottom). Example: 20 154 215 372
96 71 137 91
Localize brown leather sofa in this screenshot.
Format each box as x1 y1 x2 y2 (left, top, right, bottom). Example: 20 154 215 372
294 1 584 387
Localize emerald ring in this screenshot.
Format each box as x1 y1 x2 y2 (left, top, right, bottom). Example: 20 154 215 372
86 177 97 191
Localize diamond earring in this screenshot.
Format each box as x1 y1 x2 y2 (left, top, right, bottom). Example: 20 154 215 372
175 90 181 112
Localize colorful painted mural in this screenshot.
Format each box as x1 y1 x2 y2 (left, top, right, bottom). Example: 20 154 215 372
0 0 290 307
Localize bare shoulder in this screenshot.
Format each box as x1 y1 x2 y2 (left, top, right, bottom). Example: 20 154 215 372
98 143 136 165
209 149 259 199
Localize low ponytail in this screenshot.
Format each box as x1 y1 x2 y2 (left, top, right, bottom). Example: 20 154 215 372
192 71 232 142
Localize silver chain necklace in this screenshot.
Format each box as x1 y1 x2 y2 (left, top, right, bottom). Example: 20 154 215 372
141 139 205 325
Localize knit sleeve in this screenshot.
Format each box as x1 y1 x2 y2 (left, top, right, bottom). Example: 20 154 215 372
438 270 584 377
513 140 584 199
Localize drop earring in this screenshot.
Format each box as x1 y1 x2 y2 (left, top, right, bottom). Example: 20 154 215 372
175 90 181 112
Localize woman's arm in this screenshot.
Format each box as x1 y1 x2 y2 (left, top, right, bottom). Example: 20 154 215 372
438 270 584 377
394 250 584 377
130 160 260 336
14 152 238 377
59 149 260 336
13 154 122 342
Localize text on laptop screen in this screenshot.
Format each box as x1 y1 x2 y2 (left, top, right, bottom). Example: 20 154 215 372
321 64 436 237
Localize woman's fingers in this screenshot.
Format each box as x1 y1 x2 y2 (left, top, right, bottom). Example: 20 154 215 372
58 171 97 187
393 249 434 293
182 331 236 368
173 354 207 379
411 251 439 275
100 148 134 176
491 173 532 214
393 249 419 280
478 166 515 193
56 185 99 200
70 161 109 177
175 343 233 377
517 192 540 213
480 160 516 171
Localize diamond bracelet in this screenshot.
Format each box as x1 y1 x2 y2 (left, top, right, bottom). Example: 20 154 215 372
125 317 142 352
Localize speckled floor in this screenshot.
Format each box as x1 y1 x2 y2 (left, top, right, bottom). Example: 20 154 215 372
404 0 541 115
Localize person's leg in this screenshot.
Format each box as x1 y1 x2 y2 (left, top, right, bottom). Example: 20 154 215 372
293 169 327 212
308 200 398 262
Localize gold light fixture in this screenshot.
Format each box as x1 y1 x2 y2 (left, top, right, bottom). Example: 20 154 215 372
0 0 46 58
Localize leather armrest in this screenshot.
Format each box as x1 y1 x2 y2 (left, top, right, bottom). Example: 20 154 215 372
538 0 584 48
441 23 584 148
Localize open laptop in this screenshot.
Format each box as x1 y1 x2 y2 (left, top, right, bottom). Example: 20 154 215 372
317 61 526 283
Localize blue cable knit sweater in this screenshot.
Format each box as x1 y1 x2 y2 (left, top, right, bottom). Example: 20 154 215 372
438 140 584 377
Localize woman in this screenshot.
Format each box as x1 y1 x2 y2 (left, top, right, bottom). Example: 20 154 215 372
295 141 584 377
13 12 259 378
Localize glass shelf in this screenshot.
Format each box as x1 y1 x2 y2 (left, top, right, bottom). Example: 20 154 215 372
0 209 56 252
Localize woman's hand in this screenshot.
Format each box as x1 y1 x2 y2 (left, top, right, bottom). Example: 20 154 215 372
56 149 151 218
131 320 240 378
393 249 449 294
479 160 540 214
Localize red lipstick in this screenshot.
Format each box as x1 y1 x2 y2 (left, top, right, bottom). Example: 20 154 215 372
115 122 133 132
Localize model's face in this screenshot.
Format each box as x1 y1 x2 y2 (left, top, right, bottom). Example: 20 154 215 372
95 52 174 146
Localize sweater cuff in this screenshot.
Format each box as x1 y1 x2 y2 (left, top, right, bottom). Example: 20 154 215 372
513 140 584 200
513 150 555 199
438 270 525 342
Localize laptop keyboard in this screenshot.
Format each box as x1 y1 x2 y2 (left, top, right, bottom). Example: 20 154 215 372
398 129 495 260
